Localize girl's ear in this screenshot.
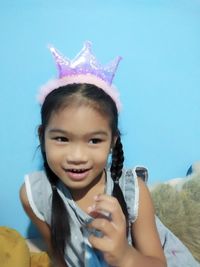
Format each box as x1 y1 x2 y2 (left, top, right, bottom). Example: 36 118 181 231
38 125 45 152
111 135 118 151
38 125 43 143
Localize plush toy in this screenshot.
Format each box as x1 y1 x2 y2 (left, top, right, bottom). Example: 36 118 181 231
151 161 200 262
0 227 51 267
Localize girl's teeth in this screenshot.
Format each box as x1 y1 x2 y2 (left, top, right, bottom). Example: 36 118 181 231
71 169 85 173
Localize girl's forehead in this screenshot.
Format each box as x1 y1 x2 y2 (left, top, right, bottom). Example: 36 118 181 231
47 105 112 133
52 104 106 119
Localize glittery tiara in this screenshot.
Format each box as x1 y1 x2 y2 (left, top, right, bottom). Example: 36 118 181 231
38 41 122 110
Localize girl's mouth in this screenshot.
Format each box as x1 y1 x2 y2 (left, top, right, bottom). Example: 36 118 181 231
68 168 89 173
64 168 91 181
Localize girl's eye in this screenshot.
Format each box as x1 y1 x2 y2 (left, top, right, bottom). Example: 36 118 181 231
89 138 102 144
53 136 68 142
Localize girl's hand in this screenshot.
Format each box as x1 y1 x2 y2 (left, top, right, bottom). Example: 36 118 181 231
87 194 131 267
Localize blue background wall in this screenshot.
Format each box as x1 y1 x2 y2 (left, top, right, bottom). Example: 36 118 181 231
0 0 200 237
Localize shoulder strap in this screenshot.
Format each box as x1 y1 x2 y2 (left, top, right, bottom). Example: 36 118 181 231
120 168 139 223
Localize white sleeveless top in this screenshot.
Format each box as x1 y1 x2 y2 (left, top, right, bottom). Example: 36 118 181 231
24 168 200 267
25 168 139 267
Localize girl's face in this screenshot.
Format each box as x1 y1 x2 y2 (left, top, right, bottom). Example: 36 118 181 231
44 105 114 193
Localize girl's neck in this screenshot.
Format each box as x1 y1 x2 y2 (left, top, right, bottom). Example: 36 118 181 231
70 170 106 213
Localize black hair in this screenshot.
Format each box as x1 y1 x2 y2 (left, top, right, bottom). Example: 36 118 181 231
39 83 128 265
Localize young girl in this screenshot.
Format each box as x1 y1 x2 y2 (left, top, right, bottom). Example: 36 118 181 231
20 41 167 267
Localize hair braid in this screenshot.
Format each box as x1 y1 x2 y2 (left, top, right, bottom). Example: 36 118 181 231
110 136 124 180
44 161 69 267
110 136 129 230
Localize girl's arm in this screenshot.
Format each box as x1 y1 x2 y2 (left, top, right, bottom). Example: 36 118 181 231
88 178 167 267
126 177 167 267
20 184 68 267
19 184 52 255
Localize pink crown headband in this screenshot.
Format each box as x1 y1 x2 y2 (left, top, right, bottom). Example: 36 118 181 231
38 41 122 111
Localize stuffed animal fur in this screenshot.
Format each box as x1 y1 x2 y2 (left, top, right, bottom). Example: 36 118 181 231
151 162 200 262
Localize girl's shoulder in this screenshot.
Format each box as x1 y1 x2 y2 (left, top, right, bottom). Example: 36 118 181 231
24 170 52 222
25 170 51 191
25 169 48 181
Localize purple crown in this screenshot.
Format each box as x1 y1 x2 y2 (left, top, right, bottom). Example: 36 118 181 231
49 41 122 85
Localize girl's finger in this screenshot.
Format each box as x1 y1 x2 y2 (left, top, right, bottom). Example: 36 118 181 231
88 232 111 252
88 194 125 226
87 217 115 238
88 232 112 253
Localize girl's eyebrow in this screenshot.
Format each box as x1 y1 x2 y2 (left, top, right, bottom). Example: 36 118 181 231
48 129 68 135
48 128 109 136
86 131 109 137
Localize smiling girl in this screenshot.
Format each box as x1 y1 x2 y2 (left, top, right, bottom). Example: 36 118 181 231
20 42 167 267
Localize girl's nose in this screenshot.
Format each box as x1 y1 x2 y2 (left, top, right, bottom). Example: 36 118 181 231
65 145 88 164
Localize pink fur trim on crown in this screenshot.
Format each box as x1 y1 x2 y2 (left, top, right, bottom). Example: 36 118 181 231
38 74 122 111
